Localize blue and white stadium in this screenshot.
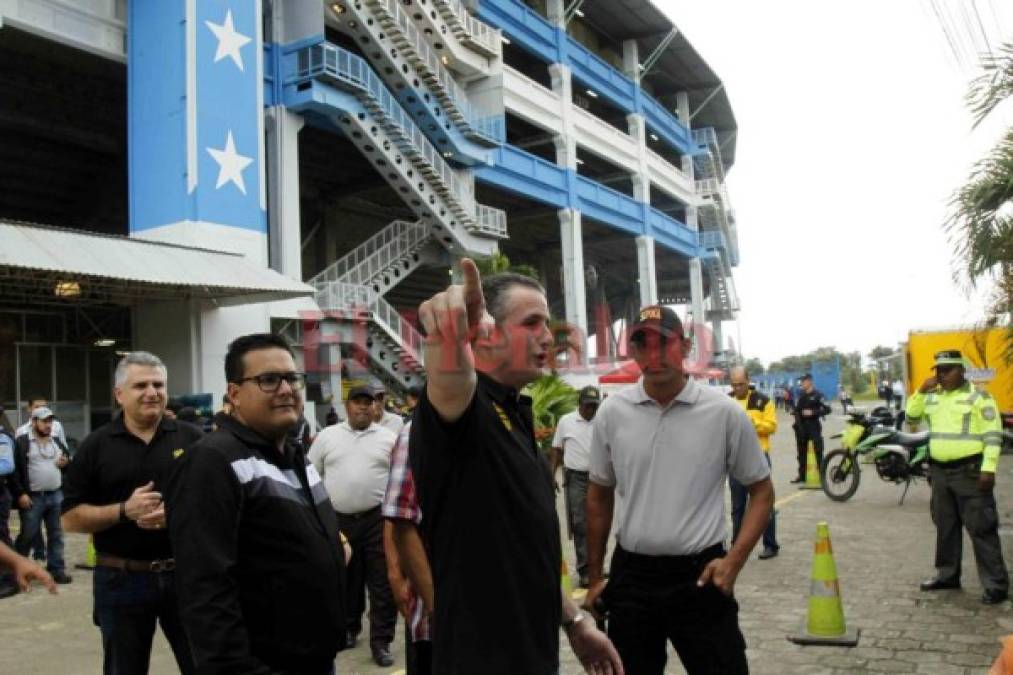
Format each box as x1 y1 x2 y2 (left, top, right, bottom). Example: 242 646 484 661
0 0 738 435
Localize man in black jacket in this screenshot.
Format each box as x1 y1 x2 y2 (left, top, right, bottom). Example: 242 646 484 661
166 333 346 675
790 373 831 483
10 407 72 584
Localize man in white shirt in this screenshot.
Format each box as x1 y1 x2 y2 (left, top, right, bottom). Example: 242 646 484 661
16 398 67 563
551 386 601 588
370 380 406 436
309 383 399 667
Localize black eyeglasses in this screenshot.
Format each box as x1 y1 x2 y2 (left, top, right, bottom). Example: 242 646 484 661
238 371 306 393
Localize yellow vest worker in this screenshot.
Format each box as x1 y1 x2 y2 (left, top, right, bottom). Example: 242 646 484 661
906 349 1008 604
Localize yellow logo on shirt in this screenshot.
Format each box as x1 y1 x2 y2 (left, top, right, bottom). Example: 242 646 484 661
493 403 512 431
172 448 185 459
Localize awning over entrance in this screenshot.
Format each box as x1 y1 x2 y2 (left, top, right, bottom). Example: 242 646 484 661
0 220 314 306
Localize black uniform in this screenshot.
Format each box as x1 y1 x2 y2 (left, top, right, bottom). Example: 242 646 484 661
61 416 204 675
410 373 562 675
165 413 346 675
793 389 831 480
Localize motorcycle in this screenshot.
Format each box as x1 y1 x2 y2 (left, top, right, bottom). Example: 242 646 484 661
821 410 930 505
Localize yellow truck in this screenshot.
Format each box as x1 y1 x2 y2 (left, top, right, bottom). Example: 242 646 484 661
904 326 1012 413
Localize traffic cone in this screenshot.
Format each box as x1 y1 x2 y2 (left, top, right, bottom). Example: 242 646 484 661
788 521 859 646
799 441 821 490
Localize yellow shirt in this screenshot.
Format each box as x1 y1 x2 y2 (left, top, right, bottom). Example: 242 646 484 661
734 394 777 452
906 382 1003 472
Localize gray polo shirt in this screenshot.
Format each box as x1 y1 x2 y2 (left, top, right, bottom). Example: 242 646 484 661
589 377 769 556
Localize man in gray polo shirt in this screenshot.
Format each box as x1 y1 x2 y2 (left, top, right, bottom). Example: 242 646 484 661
584 305 774 674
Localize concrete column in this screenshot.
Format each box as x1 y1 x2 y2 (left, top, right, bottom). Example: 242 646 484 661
712 318 725 363
635 235 658 307
688 257 705 340
549 63 577 170
626 112 650 203
546 0 566 27
675 91 694 177
559 208 587 337
266 107 305 280
622 39 639 82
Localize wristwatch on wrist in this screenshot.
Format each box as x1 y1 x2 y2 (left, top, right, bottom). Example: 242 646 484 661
562 609 587 631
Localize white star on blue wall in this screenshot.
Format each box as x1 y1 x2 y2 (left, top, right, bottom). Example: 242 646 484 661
206 130 254 194
205 9 252 71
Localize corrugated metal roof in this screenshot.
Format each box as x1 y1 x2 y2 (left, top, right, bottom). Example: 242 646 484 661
0 220 314 305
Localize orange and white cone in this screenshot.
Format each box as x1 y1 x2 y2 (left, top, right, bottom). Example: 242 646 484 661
788 521 859 646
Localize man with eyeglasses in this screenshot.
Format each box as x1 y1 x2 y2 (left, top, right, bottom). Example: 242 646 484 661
309 383 399 667
584 305 773 674
907 349 1008 604
166 333 347 674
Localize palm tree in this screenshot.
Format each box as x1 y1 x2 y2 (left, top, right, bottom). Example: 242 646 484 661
947 43 1013 363
525 374 578 453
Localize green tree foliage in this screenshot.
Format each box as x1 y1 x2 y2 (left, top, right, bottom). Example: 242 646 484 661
473 251 541 283
947 43 1013 363
742 358 765 376
868 345 902 382
525 374 578 452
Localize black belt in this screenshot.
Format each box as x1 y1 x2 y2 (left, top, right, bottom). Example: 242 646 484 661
929 454 983 469
564 469 589 476
336 505 382 520
616 542 725 573
96 553 176 573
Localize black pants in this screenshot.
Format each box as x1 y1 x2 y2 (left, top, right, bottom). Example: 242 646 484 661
92 566 195 675
794 422 824 479
603 545 747 675
929 461 1009 593
564 469 590 579
337 506 396 647
404 621 432 675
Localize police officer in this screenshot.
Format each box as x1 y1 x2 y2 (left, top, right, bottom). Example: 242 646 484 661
790 374 830 483
907 350 1008 604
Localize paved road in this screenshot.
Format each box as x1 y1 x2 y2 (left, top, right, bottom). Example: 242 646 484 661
3 409 1010 673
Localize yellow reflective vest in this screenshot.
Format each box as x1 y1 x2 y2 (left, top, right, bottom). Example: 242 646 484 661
906 382 1003 472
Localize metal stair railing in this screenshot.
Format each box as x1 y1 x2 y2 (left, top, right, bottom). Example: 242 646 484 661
474 203 507 239
310 220 431 289
313 280 425 368
295 43 471 225
692 127 726 183
432 0 501 55
361 0 504 143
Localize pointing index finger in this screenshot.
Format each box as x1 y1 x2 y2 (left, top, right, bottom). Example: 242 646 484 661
459 258 485 328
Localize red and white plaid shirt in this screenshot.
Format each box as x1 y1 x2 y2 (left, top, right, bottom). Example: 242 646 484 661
382 422 430 642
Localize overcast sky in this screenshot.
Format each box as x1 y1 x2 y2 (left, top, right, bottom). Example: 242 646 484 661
660 0 1013 364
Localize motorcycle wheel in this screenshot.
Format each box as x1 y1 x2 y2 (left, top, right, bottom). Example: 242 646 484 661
822 449 861 502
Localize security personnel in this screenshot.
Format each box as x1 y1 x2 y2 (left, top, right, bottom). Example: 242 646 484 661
790 374 830 483
728 367 779 559
907 350 1008 604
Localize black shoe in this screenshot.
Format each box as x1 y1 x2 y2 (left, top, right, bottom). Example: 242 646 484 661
789 477 804 484
983 589 1008 605
758 548 779 560
919 577 960 592
371 644 394 667
0 584 19 599
345 631 359 649
51 572 72 585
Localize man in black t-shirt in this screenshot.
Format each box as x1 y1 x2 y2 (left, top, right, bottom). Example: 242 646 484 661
62 352 202 675
410 259 622 675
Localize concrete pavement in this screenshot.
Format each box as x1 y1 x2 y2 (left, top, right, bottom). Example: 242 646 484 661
2 409 1010 673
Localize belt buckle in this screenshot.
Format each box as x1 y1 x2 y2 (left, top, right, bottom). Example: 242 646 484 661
149 559 176 573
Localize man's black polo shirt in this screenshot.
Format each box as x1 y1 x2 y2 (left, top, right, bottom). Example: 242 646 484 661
410 372 562 675
61 415 203 560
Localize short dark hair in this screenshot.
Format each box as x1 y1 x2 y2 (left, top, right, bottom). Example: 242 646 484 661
407 384 424 399
225 333 295 384
481 273 545 324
